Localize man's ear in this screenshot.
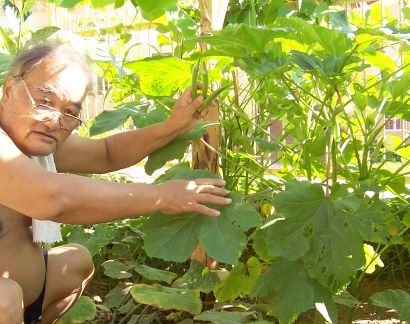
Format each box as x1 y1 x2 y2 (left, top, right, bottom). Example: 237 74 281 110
2 77 15 101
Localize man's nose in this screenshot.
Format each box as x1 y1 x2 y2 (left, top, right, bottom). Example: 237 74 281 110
43 116 61 131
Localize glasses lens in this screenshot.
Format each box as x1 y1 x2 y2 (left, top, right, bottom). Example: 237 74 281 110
32 105 59 121
34 105 81 130
60 115 81 130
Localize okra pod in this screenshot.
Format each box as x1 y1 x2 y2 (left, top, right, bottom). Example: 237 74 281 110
200 61 208 97
197 84 229 113
191 62 200 99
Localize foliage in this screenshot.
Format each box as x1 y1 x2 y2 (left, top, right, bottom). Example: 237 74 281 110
61 296 97 323
370 289 410 321
2 0 410 323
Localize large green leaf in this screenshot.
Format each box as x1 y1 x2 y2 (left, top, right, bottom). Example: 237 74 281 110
67 224 119 256
144 122 208 175
27 26 60 46
196 24 290 58
253 181 366 290
0 52 11 86
370 289 410 322
364 51 397 73
251 259 337 324
125 56 191 97
142 169 262 264
235 54 289 77
333 291 360 308
91 0 116 8
279 17 353 55
172 260 219 293
62 296 96 323
154 162 220 184
102 259 136 279
134 264 177 284
383 100 410 122
0 27 17 56
132 0 177 21
130 284 202 315
214 257 261 302
387 74 410 98
89 102 163 136
105 283 133 308
50 0 83 9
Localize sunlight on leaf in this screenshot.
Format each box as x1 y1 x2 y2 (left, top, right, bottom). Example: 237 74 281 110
130 284 202 315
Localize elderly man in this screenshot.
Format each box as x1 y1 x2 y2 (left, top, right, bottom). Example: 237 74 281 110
0 43 231 324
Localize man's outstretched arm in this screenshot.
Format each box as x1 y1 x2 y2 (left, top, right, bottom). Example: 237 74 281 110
0 132 231 224
54 88 210 174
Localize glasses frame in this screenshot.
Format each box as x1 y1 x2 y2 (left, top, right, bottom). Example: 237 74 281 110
21 77 84 131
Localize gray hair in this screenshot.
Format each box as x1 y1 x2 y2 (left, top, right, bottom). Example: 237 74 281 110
8 42 93 90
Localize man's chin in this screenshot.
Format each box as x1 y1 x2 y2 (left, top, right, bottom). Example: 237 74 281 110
21 143 57 157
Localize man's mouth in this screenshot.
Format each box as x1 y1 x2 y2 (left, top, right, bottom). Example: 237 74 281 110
35 131 57 142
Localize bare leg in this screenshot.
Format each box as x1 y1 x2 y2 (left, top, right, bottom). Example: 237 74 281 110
40 243 94 324
0 278 24 324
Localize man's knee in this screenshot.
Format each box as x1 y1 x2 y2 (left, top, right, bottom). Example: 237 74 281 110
66 243 94 279
0 278 24 323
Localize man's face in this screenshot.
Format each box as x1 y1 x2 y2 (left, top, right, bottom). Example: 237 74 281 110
0 60 88 156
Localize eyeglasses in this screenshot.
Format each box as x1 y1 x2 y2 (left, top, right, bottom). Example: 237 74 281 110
21 78 85 131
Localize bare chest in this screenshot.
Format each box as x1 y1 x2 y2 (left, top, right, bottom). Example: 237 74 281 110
0 204 32 239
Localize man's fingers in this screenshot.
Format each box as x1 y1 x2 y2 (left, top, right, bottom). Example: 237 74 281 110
197 193 232 206
194 178 226 187
196 185 230 196
191 203 221 217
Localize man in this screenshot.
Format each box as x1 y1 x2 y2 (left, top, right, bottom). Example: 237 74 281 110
0 43 231 323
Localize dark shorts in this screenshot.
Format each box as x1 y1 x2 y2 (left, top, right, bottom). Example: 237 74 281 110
24 250 48 324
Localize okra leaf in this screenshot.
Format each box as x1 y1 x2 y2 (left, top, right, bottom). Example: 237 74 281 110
130 284 202 315
370 289 410 321
89 102 155 136
172 260 219 293
131 0 177 21
251 259 337 324
125 56 191 97
142 169 262 264
61 296 96 323
253 181 367 291
145 122 209 175
134 264 177 284
214 257 261 302
196 24 290 58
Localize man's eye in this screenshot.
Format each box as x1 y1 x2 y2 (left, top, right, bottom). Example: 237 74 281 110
39 98 51 105
63 109 77 117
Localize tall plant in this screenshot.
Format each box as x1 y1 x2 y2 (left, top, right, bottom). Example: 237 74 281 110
88 1 410 322
9 0 410 322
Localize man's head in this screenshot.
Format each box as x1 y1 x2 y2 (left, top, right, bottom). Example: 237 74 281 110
0 42 92 156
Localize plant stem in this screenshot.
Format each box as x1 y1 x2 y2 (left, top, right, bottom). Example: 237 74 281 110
118 304 143 324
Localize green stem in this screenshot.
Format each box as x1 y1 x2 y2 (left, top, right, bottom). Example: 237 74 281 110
17 0 24 51
135 305 150 324
118 304 143 324
343 62 410 107
199 138 282 189
382 157 410 187
281 75 328 106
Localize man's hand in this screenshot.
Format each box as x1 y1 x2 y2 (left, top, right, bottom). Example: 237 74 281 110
155 178 231 217
164 86 215 136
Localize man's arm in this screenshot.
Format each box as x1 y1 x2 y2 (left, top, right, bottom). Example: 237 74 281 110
55 89 207 173
0 133 230 224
